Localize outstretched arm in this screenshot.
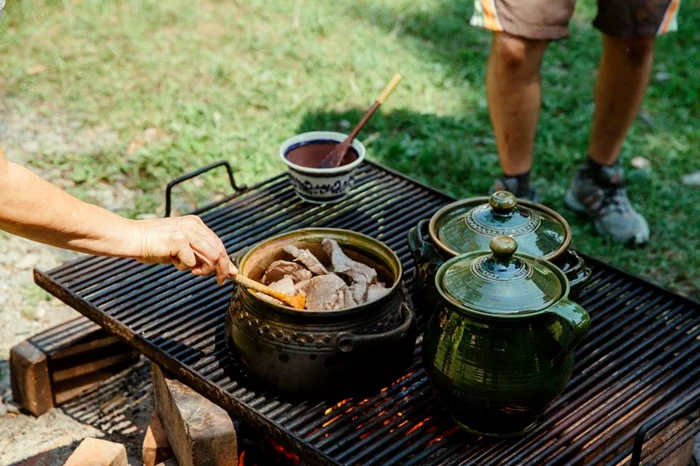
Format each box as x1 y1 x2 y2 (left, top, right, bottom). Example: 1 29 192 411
0 143 236 283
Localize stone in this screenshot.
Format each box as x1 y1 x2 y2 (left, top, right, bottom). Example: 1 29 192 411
16 253 41 270
5 401 20 414
143 410 174 466
152 365 237 466
64 437 128 466
681 171 700 187
655 71 671 82
631 156 651 170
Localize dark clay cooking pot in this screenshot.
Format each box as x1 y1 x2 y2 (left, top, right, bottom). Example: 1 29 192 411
225 228 416 396
422 236 591 437
408 191 591 317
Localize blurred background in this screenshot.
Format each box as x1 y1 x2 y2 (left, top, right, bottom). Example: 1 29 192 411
0 0 697 297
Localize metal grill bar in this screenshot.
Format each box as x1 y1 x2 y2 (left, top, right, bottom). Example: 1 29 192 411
35 161 700 466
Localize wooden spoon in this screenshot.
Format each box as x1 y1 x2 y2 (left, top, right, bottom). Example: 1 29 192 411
318 74 402 169
231 273 306 310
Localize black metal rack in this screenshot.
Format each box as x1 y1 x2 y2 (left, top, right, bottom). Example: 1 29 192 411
35 161 700 465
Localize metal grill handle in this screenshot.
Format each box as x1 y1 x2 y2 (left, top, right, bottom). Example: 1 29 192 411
164 161 246 217
630 386 700 466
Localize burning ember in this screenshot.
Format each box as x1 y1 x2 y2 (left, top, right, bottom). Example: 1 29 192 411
272 440 301 464
238 437 301 466
427 426 461 447
324 398 352 415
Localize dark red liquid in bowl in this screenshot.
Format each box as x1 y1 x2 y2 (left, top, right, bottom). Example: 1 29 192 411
285 140 359 168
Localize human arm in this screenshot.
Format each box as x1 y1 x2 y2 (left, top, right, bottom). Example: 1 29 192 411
0 143 236 283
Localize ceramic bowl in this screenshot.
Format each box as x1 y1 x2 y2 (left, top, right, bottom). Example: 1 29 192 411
280 131 366 204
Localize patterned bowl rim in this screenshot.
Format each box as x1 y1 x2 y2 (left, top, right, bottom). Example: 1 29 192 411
279 131 366 175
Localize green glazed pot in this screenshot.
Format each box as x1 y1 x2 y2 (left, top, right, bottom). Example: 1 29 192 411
421 236 590 437
408 191 592 319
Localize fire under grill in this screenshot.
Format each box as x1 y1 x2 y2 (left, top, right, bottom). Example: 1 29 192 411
35 161 700 465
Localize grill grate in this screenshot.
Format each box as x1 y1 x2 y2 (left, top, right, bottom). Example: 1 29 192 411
35 162 700 465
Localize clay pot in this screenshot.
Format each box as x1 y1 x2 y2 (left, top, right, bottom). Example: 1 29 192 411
225 228 416 396
422 236 591 437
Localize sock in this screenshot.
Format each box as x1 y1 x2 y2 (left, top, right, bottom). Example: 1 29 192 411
586 156 616 170
503 170 531 191
496 170 533 199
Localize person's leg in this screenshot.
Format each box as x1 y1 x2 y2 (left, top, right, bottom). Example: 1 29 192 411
487 33 549 186
565 0 680 246
468 0 575 200
565 37 655 246
588 35 655 165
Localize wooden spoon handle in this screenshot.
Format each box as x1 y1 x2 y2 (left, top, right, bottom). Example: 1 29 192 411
232 274 305 309
344 73 403 143
375 74 402 105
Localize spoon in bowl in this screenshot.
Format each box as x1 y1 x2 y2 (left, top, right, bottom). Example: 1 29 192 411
318 74 402 169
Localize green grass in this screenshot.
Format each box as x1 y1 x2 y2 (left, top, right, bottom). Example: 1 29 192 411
1 0 698 297
19 285 52 320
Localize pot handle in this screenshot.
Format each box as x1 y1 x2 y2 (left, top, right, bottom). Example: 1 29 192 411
545 298 591 358
164 161 247 217
407 219 444 270
336 302 415 353
569 249 593 290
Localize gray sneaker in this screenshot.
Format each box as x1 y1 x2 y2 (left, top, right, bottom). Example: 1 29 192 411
564 162 649 246
489 177 541 203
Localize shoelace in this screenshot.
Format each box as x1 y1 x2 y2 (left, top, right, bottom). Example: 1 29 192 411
598 180 632 215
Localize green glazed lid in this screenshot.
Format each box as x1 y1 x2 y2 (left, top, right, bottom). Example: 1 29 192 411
439 236 563 315
432 191 570 260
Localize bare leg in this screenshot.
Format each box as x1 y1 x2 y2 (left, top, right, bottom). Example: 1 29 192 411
487 32 549 176
588 35 655 165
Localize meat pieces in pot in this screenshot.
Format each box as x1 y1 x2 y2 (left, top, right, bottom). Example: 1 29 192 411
257 240 390 311
322 239 377 283
262 260 313 285
283 245 328 275
305 274 347 311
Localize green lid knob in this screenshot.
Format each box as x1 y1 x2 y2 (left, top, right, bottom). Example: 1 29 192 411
490 235 517 259
489 191 517 214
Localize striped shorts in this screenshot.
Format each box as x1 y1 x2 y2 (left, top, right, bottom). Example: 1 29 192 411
471 0 681 40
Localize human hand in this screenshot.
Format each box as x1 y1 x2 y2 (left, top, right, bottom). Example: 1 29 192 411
133 215 237 284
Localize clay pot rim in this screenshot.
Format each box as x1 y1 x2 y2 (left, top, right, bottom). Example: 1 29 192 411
427 196 573 261
236 227 402 317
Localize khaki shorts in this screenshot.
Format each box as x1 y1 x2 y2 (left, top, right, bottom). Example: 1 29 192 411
470 0 680 40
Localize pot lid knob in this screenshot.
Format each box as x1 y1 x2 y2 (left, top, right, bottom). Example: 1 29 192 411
490 235 517 260
489 191 517 214
439 234 564 315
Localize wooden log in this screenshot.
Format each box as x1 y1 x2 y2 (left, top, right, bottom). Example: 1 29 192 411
63 437 128 466
9 316 139 416
152 365 237 466
156 459 180 466
143 410 174 466
9 340 53 416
